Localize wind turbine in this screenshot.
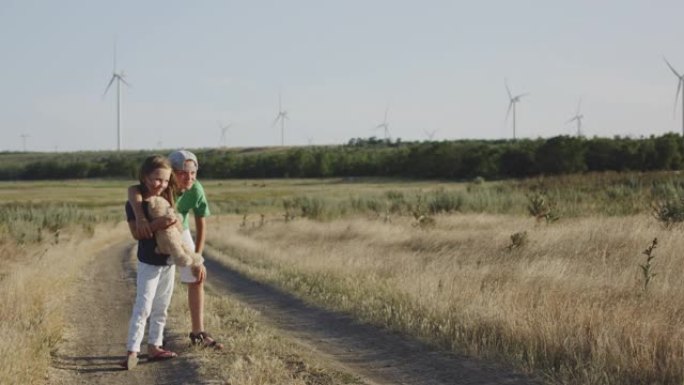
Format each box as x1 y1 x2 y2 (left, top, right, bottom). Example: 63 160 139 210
505 79 528 140
664 57 684 135
20 134 30 152
272 93 288 146
566 98 584 136
375 105 390 141
103 44 130 151
218 121 232 147
423 129 438 141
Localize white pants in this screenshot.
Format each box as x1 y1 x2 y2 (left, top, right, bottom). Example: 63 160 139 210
126 262 175 352
179 229 199 284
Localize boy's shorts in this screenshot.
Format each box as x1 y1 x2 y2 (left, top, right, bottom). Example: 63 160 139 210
180 229 200 284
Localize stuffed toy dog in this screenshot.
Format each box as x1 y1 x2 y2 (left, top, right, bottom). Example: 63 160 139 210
147 195 204 268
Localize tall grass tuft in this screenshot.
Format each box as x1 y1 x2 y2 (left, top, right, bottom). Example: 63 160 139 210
426 188 463 214
0 203 114 244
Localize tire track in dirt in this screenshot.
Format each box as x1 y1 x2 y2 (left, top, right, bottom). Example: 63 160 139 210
47 239 208 385
204 250 542 385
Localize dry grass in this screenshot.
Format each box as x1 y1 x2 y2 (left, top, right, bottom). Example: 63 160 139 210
207 213 684 385
3 175 684 384
0 223 129 385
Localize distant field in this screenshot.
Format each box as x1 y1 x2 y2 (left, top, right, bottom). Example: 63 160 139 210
2 171 683 218
3 173 684 384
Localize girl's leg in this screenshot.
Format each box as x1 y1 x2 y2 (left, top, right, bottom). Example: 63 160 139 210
148 265 175 349
126 263 162 353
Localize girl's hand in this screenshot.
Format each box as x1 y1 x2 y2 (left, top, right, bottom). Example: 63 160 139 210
151 215 177 231
136 218 153 239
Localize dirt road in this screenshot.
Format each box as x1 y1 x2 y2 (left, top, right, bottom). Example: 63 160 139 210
47 236 540 385
203 250 541 385
47 240 208 385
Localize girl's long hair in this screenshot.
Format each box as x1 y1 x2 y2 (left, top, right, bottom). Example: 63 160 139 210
137 155 176 206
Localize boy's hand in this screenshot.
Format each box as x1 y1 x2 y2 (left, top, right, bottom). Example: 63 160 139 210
135 218 153 239
191 264 206 283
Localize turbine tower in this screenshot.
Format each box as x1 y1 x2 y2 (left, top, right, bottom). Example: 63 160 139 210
272 93 288 146
218 121 232 147
505 79 528 140
664 57 684 135
566 98 584 137
375 105 390 141
103 44 130 151
20 134 30 152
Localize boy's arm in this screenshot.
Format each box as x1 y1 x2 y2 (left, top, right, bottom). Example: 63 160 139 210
194 216 207 254
188 216 208 283
127 185 153 239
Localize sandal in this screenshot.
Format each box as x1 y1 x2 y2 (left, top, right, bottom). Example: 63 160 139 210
189 331 224 350
120 354 139 370
148 348 177 362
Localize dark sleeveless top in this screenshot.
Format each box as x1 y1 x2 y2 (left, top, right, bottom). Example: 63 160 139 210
125 201 170 266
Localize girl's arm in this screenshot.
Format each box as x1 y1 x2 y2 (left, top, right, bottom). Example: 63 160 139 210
127 216 177 240
127 185 153 239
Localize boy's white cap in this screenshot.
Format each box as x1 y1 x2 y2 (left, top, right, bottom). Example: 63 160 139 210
168 150 198 171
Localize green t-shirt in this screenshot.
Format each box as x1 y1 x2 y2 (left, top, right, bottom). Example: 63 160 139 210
175 181 210 230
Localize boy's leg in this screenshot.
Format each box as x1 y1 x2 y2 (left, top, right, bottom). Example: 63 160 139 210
189 281 204 333
180 229 205 333
148 265 175 348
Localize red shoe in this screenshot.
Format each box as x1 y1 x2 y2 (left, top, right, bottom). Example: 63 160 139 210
148 349 177 362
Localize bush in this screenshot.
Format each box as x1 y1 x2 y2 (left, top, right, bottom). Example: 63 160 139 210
652 198 684 228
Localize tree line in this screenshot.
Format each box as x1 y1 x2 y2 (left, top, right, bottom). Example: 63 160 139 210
2 134 683 181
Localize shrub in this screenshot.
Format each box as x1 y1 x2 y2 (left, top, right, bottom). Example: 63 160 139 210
651 198 684 228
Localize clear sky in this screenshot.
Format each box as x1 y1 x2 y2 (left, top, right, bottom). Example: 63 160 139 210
2 0 684 152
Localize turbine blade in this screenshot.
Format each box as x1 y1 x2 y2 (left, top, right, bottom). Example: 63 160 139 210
113 41 117 72
272 116 280 127
674 79 682 117
103 75 116 97
505 79 513 99
119 76 131 87
665 57 682 78
505 101 513 122
576 97 582 115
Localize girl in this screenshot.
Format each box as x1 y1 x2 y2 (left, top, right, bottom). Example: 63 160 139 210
123 155 179 370
129 150 223 350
